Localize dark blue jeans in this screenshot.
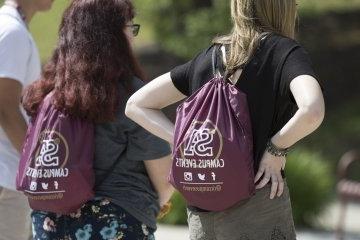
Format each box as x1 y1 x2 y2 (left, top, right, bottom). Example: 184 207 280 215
31 199 155 240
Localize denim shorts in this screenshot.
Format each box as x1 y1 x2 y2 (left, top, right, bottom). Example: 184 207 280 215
31 198 155 240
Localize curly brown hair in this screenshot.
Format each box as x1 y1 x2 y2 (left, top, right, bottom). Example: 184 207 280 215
23 0 144 122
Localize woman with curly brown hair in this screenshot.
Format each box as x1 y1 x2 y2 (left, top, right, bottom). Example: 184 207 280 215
23 0 173 239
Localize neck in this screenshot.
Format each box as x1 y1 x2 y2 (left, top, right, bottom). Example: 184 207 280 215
5 0 37 23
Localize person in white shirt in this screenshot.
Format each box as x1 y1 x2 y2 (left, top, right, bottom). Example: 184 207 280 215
0 0 53 239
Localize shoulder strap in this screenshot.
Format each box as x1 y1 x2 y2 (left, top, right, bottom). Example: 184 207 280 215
211 45 219 77
228 68 243 85
212 45 242 85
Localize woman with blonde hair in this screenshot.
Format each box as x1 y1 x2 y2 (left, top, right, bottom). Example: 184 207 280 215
126 0 325 239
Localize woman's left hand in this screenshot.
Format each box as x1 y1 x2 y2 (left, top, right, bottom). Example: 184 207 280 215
254 151 286 199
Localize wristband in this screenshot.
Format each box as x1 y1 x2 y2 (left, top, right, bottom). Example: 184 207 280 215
266 140 291 157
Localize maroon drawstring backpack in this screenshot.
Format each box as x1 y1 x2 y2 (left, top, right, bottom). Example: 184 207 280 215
16 92 95 214
170 46 255 211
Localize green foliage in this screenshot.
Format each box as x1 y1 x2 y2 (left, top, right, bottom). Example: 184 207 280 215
2 0 358 60
286 149 333 226
134 0 360 58
302 100 360 171
160 149 333 227
159 191 187 225
29 1 70 61
300 0 360 16
134 0 231 59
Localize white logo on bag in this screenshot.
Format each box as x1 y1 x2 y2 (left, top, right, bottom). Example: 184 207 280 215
30 182 37 191
184 172 193 181
35 138 60 167
184 128 214 157
198 173 206 181
41 183 49 190
211 172 216 181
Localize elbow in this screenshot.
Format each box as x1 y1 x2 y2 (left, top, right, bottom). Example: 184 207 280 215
309 108 325 128
125 97 137 120
299 104 325 129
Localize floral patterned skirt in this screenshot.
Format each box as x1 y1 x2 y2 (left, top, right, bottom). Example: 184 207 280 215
31 199 155 240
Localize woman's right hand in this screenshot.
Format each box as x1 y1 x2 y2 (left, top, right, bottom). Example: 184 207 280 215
144 154 175 206
254 151 286 199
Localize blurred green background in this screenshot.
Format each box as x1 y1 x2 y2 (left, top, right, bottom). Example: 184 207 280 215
1 0 359 229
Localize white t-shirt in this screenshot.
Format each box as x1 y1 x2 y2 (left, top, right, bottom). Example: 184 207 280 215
0 5 41 190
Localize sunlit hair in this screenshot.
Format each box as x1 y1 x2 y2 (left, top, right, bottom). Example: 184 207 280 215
23 0 144 122
214 0 297 72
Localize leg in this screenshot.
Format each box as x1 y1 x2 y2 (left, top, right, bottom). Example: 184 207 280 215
0 187 31 240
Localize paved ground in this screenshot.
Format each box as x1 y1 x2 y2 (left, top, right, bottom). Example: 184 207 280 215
155 202 360 240
155 225 360 240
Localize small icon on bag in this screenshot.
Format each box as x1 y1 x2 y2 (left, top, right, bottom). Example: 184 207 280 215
184 172 193 181
41 183 49 190
30 182 37 191
198 173 206 181
211 172 216 181
54 181 59 190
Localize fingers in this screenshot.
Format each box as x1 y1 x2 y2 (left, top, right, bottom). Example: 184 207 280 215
269 172 285 199
269 174 278 199
256 171 270 189
277 173 285 197
254 166 265 183
256 169 285 199
255 153 286 198
281 158 286 170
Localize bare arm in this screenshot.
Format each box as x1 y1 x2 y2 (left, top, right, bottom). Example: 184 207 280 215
125 72 186 205
271 75 325 148
0 78 27 152
144 155 174 207
255 75 325 198
125 72 186 144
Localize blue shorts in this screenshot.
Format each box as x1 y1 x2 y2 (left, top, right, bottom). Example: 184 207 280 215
31 199 155 240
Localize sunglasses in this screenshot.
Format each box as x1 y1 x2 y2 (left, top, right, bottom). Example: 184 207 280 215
126 24 140 37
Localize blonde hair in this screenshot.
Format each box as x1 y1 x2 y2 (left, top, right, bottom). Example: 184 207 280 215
214 0 297 72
